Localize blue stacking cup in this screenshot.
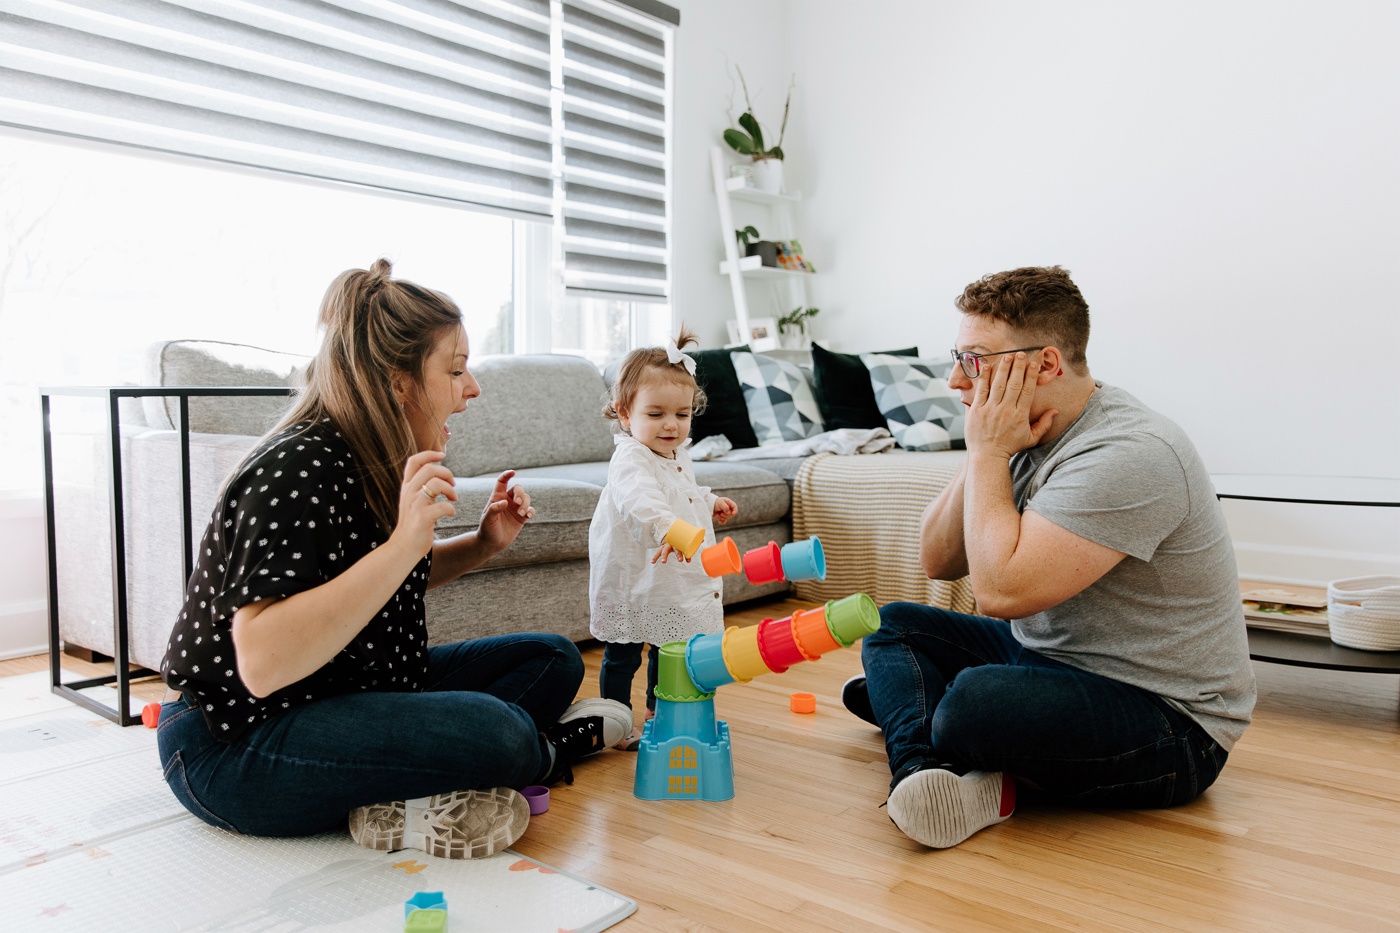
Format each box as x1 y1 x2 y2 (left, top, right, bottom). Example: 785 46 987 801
685 632 735 693
780 536 826 582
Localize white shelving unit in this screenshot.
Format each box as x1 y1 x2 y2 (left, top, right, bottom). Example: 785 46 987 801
710 146 814 345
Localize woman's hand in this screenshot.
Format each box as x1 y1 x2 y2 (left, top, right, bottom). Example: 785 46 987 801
476 469 535 553
713 497 738 525
392 450 458 557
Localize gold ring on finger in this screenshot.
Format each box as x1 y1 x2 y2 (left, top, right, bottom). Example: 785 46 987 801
420 484 435 502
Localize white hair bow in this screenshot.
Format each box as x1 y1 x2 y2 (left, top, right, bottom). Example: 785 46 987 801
665 338 697 375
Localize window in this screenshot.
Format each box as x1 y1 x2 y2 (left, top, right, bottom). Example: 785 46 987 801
0 128 519 491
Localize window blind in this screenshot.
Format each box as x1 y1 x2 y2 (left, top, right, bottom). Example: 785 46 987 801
558 0 671 302
0 0 558 218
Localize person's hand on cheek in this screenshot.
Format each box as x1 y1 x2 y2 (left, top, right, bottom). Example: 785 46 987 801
965 352 1057 460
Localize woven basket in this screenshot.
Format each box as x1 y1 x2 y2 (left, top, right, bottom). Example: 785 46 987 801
1327 575 1400 651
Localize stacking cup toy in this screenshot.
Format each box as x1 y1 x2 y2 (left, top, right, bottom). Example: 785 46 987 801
790 604 841 659
520 785 550 814
743 541 785 584
825 593 880 646
756 616 806 673
721 623 771 682
685 632 735 693
780 536 826 582
700 537 742 577
664 519 706 559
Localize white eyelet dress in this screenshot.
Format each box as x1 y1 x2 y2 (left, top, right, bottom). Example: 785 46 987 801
588 434 726 646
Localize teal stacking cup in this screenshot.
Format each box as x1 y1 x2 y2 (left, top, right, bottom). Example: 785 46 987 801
685 632 735 693
780 536 826 582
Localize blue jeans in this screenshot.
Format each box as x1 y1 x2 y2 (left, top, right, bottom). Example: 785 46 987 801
599 641 658 712
157 633 583 836
862 603 1228 807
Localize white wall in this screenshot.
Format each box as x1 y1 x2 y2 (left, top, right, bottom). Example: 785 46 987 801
742 0 1397 584
669 0 794 349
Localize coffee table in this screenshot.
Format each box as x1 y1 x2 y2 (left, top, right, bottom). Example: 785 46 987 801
1211 473 1400 676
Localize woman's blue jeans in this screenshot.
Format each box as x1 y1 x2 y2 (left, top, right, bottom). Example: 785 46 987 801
157 633 583 836
863 603 1228 807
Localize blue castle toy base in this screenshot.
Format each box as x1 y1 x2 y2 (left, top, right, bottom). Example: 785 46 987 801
632 696 735 801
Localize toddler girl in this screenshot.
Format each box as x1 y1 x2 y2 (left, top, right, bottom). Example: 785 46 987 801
588 328 739 748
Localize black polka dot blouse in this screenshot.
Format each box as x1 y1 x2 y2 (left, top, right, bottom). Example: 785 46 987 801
160 421 429 742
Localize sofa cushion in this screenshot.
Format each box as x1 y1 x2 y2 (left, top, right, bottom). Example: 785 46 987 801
144 340 304 435
730 351 823 445
445 354 616 477
810 342 920 431
690 346 760 449
861 353 966 451
510 459 789 529
436 475 601 569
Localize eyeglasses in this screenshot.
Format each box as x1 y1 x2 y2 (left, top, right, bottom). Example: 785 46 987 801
948 346 1046 380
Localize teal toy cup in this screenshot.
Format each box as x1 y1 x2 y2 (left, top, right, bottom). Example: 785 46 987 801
780 536 826 582
685 632 735 693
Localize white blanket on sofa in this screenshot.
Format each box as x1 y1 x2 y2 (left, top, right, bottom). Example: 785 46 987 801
690 427 895 461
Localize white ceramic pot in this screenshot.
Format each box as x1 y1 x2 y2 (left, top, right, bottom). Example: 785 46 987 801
751 158 784 194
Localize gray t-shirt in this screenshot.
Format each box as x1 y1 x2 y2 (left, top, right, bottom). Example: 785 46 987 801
1009 384 1256 750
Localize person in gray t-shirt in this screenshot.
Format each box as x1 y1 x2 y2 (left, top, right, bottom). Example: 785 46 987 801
844 266 1256 851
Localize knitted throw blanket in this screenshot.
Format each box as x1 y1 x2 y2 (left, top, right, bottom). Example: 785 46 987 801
791 451 976 614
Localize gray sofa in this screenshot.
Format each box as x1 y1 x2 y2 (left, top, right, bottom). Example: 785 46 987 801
53 341 810 672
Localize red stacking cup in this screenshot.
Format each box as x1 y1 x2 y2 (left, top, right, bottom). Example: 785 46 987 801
756 616 806 673
743 541 785 585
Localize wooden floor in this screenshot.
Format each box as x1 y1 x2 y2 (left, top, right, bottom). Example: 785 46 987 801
6 596 1400 931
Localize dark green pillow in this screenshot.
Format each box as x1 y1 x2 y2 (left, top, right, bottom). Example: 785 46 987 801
691 346 759 449
810 342 921 431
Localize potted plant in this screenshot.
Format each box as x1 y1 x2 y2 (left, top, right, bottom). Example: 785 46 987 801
724 66 792 194
777 305 819 348
735 225 778 267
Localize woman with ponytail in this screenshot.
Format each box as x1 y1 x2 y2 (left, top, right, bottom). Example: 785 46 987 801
156 259 630 859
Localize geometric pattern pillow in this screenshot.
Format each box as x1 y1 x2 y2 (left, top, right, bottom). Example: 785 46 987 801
730 351 824 446
860 354 965 451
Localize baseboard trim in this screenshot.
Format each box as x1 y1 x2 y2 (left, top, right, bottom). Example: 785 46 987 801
0 599 48 661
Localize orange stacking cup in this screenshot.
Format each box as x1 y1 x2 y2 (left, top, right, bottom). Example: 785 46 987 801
700 537 742 577
790 605 841 660
722 622 772 683
743 541 785 585
756 616 806 673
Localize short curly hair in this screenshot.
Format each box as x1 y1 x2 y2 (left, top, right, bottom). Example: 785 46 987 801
956 266 1090 371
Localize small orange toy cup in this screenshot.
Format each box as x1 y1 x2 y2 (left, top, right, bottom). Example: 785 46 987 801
663 519 705 560
791 604 841 660
743 541 785 585
790 692 816 714
700 537 742 577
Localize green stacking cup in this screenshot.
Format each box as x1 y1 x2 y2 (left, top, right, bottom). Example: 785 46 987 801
824 593 879 646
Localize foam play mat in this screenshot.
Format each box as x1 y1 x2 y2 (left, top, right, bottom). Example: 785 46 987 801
0 674 635 931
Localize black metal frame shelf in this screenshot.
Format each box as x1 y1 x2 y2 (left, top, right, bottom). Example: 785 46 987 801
40 385 295 725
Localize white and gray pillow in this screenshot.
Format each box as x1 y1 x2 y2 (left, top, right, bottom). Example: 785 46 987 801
860 353 965 451
730 352 824 446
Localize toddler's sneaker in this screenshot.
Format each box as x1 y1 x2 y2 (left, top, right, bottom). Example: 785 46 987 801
349 787 529 859
541 698 633 784
885 767 1015 849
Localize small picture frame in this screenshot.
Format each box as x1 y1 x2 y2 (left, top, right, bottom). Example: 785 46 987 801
747 316 780 351
726 319 744 346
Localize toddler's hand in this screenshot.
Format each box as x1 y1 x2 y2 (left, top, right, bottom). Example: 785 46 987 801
651 543 689 564
713 497 738 525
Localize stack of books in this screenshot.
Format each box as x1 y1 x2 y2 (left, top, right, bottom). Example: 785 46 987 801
1241 585 1329 638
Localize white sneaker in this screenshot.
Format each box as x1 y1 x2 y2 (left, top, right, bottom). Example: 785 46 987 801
556 698 634 751
886 768 1015 849
348 787 529 859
